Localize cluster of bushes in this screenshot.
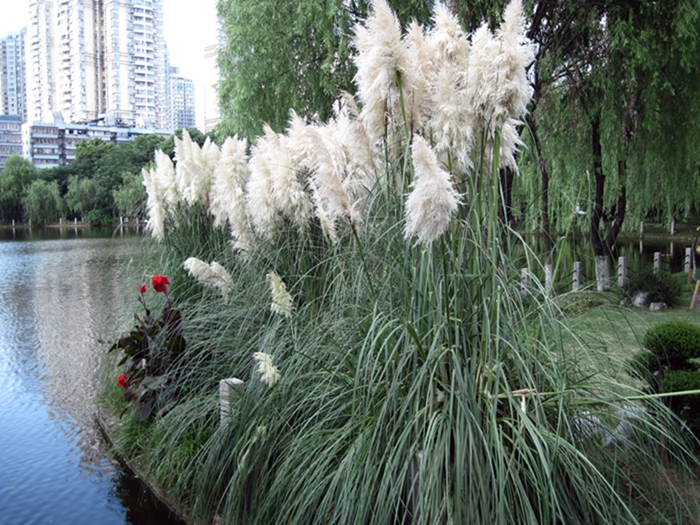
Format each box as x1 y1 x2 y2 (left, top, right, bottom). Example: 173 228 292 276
631 320 700 440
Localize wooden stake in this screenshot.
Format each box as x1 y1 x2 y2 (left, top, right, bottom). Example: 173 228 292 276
691 281 700 311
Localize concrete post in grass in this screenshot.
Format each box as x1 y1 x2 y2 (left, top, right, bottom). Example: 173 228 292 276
521 268 530 295
220 378 245 423
618 256 627 288
654 252 662 274
573 262 582 293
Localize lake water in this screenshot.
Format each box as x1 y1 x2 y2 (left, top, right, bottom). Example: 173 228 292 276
0 227 184 525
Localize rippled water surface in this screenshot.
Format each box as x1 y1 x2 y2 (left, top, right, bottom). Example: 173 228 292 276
0 228 183 525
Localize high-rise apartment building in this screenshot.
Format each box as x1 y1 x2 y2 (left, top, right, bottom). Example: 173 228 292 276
203 43 220 133
169 66 195 130
26 0 170 129
0 29 27 121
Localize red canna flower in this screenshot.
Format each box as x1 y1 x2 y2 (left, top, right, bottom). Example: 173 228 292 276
151 275 170 293
139 284 147 294
117 374 128 388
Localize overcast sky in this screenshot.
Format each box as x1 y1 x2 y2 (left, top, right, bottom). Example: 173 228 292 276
0 0 219 130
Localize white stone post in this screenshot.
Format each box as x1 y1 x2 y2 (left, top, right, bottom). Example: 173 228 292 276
521 268 530 295
573 262 582 293
686 247 692 274
618 256 627 288
654 252 662 274
671 219 676 235
220 378 245 423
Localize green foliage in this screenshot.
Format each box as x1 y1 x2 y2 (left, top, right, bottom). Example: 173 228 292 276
555 291 609 316
111 154 700 525
0 155 37 222
105 3 700 522
515 0 700 242
109 278 188 421
112 171 146 219
216 0 433 142
22 179 64 224
65 176 100 215
217 0 358 141
622 268 683 308
659 370 700 438
632 319 700 441
84 209 114 226
643 320 700 366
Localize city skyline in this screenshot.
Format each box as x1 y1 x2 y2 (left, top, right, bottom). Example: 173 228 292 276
0 0 218 130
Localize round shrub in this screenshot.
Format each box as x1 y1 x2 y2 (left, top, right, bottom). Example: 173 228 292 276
643 320 700 366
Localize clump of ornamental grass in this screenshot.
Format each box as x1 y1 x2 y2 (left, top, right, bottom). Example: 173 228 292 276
111 1 700 524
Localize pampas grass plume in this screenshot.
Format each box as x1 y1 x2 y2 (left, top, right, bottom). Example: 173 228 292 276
252 352 280 387
404 135 461 244
266 271 294 318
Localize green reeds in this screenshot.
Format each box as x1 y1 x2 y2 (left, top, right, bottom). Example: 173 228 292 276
108 141 700 524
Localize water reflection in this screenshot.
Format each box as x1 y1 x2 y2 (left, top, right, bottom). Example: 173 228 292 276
0 231 183 525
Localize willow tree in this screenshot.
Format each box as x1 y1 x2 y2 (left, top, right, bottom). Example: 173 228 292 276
515 0 700 290
216 0 434 142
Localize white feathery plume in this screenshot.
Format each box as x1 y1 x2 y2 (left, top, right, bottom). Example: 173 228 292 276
404 135 461 244
183 257 235 300
426 3 473 173
305 125 356 240
173 132 192 199
285 110 315 175
247 131 284 239
187 137 218 207
402 20 433 134
333 106 375 212
142 166 166 241
466 0 534 169
154 150 180 206
499 118 526 172
266 271 294 318
339 93 376 178
352 0 408 148
209 135 256 254
263 124 313 233
252 351 280 387
495 0 534 122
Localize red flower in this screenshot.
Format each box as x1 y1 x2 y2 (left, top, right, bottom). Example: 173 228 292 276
151 275 170 293
117 374 128 388
139 284 147 294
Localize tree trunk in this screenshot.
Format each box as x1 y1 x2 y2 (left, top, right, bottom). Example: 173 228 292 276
527 114 553 293
590 113 628 292
590 113 610 291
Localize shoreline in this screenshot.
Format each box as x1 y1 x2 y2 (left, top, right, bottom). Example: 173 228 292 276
95 410 193 525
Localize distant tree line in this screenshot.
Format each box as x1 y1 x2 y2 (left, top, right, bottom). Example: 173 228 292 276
0 127 209 226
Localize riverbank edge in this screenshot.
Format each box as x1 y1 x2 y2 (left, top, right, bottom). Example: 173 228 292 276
95 409 195 525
